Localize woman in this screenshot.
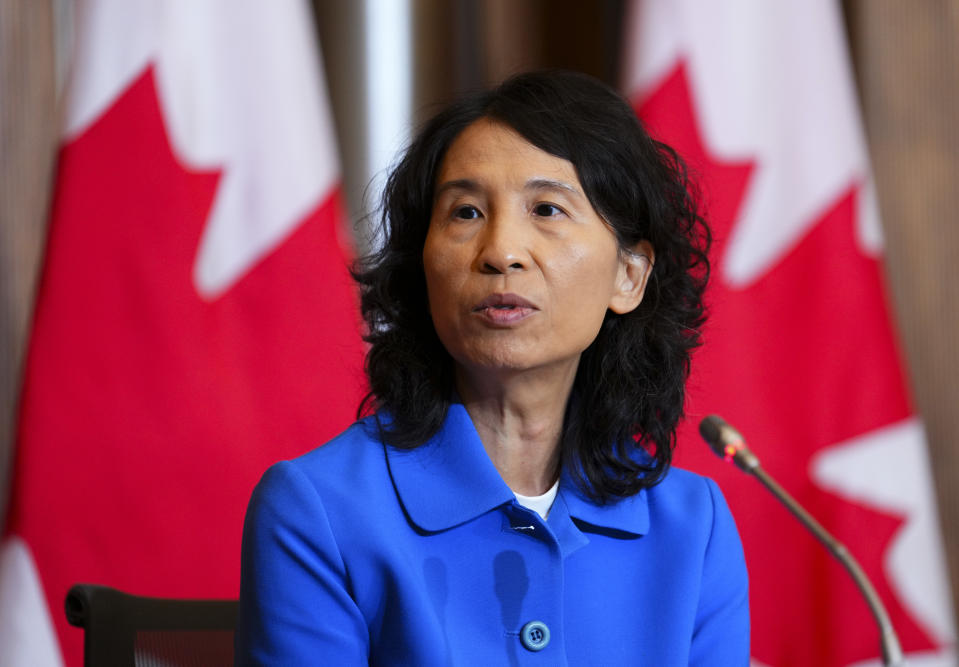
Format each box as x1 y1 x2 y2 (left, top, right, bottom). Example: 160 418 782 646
237 70 749 665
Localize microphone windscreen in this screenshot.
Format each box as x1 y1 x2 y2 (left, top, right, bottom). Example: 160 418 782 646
698 415 726 450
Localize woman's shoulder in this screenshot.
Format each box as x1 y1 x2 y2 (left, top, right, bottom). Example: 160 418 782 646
645 465 737 536
292 416 382 468
655 464 722 496
255 416 392 507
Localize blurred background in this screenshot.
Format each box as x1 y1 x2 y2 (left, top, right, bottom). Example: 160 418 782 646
1 1 957 665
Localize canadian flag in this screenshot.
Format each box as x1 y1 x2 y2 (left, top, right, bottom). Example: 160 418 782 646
624 1 956 665
0 1 364 665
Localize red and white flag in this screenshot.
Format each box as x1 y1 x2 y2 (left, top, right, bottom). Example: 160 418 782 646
624 1 955 665
0 1 365 664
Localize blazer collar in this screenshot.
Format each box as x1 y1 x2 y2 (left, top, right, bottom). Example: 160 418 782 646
383 402 650 537
384 403 514 533
558 467 649 537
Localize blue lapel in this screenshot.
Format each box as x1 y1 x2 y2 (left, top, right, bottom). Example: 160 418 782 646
384 403 515 532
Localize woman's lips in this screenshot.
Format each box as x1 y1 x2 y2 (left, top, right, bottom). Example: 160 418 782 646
472 293 538 325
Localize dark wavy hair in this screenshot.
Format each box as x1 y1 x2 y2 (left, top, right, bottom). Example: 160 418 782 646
353 70 710 503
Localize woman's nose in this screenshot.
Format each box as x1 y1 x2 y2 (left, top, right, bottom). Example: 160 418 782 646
476 216 530 274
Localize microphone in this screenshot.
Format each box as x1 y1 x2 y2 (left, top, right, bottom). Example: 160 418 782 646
699 415 905 667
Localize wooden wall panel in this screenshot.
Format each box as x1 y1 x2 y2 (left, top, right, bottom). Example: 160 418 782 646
0 0 57 522
847 0 959 633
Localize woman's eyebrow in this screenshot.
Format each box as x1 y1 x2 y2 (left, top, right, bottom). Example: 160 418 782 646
434 179 480 198
524 178 582 197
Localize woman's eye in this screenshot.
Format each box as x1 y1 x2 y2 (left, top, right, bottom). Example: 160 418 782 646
453 205 481 220
533 203 563 217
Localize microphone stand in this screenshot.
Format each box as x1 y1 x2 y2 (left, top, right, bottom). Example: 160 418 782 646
699 415 905 667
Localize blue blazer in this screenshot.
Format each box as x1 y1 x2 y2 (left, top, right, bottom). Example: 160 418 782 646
237 404 749 665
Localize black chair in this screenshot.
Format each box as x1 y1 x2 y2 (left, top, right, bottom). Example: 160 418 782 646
65 584 238 667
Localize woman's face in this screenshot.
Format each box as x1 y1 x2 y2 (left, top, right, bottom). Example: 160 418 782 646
423 119 652 380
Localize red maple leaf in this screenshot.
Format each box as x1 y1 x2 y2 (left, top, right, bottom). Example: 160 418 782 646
636 63 938 665
8 67 366 665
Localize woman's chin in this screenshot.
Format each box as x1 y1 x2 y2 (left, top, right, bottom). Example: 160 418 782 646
452 349 581 381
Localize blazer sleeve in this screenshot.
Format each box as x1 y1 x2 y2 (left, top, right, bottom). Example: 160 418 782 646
688 477 751 666
236 460 369 666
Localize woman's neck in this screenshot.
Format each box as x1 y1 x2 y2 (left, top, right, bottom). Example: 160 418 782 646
455 360 577 496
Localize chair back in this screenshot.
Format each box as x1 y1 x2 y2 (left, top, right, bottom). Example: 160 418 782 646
65 583 238 667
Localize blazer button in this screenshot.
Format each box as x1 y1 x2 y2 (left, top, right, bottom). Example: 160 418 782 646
520 620 550 652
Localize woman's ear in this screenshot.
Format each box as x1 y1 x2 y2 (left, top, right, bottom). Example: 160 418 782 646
609 240 654 315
